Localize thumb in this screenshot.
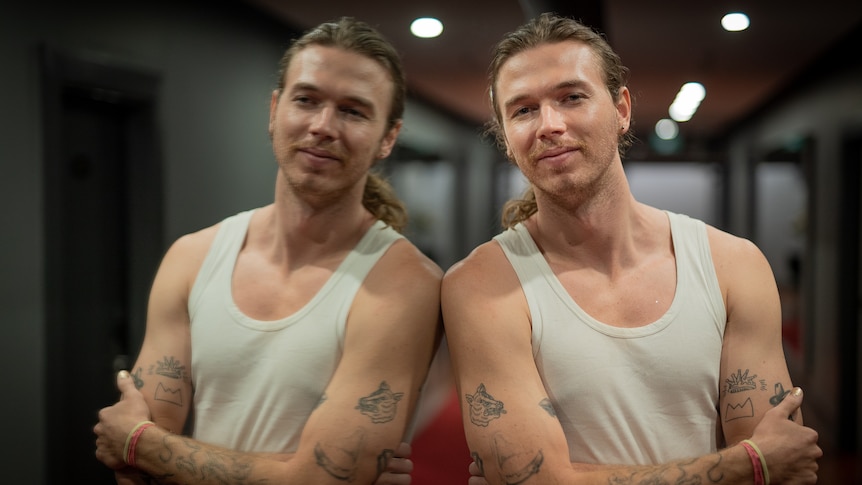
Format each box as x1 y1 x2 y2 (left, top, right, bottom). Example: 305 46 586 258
116 370 138 398
773 386 803 419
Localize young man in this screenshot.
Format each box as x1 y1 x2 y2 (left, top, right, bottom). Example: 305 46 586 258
94 17 442 485
443 13 821 484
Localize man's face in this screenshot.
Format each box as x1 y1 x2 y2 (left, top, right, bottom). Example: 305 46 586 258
269 45 400 201
495 41 630 198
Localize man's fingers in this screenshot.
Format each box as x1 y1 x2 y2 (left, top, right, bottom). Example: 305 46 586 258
385 457 413 474
116 370 136 397
394 441 412 459
772 386 803 421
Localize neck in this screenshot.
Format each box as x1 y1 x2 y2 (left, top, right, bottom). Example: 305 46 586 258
529 167 659 273
254 175 375 268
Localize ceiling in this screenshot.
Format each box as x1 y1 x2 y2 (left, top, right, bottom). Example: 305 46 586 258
245 0 862 158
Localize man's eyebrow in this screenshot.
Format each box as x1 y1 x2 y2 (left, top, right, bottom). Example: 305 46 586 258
502 79 590 112
288 82 320 94
289 82 377 114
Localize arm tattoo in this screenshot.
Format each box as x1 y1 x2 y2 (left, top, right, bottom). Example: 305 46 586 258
724 397 754 422
137 360 187 406
492 433 543 485
769 382 791 406
155 434 263 484
314 428 366 481
707 451 725 482
770 382 797 420
538 398 557 418
471 451 485 476
355 381 404 424
132 367 145 389
724 369 757 394
466 384 506 427
607 456 723 485
153 382 184 407
152 356 187 380
376 448 394 475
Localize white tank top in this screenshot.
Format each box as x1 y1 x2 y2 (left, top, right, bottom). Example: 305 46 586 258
188 209 403 452
494 211 726 464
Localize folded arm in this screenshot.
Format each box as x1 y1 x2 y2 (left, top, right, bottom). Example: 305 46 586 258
442 241 820 485
96 239 442 484
711 228 802 447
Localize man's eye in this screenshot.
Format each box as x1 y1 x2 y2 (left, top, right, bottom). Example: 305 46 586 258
512 106 532 118
342 107 367 118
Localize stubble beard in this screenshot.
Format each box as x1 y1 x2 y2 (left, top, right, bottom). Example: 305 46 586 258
527 141 619 211
275 142 376 209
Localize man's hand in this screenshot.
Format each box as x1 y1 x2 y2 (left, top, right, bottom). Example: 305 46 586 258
94 370 153 470
468 388 820 485
749 387 820 484
468 460 488 485
375 441 413 485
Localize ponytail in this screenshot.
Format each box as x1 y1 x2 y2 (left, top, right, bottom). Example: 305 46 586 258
500 186 537 229
363 172 408 233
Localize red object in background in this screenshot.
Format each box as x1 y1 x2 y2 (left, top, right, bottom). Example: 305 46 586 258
410 388 473 484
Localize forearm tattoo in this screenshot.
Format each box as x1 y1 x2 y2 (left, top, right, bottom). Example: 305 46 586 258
154 434 259 484
355 381 403 424
607 453 725 484
722 368 793 422
466 384 507 427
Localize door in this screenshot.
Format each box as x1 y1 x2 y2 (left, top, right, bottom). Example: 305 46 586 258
42 47 163 483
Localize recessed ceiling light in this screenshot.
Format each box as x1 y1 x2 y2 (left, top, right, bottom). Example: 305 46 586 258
721 12 750 32
411 17 443 38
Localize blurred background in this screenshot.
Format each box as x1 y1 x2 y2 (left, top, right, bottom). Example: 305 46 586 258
1 0 860 482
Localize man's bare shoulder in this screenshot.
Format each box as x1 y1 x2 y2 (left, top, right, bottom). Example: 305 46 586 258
364 237 443 297
442 239 523 312
155 221 224 287
165 223 220 261
443 239 509 287
704 223 767 268
703 223 776 305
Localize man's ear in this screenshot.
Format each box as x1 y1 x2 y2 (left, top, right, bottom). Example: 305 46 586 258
377 120 403 159
616 86 632 133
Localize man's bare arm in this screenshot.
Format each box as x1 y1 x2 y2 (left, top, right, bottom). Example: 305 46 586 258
95 240 441 484
712 228 802 447
443 241 820 485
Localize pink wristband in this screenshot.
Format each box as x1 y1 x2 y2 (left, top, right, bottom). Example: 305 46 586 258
126 421 155 467
740 440 765 485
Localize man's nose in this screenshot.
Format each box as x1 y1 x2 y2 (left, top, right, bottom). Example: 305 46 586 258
309 105 337 136
537 104 565 138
